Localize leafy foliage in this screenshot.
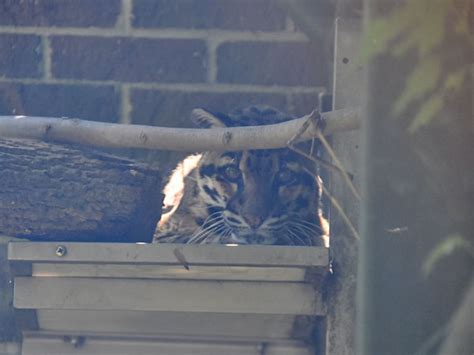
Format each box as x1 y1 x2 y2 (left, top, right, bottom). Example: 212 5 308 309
363 0 472 132
422 234 474 276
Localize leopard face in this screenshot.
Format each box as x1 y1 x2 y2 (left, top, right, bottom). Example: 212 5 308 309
154 106 328 246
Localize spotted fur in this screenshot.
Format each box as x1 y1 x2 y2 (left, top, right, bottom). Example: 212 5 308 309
154 106 328 246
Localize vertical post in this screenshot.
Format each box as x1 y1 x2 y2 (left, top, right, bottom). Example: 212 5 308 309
324 6 364 355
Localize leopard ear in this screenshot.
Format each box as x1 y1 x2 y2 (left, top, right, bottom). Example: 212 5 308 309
191 109 226 128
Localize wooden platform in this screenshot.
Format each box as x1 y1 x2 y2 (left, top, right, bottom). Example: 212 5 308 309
9 242 329 355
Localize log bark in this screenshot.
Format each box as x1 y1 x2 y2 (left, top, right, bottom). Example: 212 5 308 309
0 139 163 242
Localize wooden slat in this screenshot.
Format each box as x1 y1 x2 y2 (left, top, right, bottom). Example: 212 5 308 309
21 335 314 355
0 341 20 355
8 242 328 267
37 310 314 340
14 277 325 315
32 263 307 282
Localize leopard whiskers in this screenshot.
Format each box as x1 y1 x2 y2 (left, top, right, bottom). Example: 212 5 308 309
290 223 317 236
188 220 223 244
197 224 229 244
290 220 322 235
285 220 320 246
187 211 224 243
196 211 223 226
285 227 307 246
202 219 234 244
206 224 230 244
278 231 296 246
187 211 222 238
296 219 323 230
289 226 313 246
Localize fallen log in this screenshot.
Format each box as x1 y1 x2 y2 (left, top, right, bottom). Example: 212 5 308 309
0 139 163 242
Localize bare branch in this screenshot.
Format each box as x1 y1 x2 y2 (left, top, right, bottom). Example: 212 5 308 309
0 108 360 151
286 108 356 181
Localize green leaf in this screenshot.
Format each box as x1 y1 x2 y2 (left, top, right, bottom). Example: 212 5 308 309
422 235 474 276
394 57 441 115
361 0 472 132
408 93 443 133
362 19 399 60
362 4 418 61
443 69 466 91
453 0 471 35
391 33 418 57
416 4 445 56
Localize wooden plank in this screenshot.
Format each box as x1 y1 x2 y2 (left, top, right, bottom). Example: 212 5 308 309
32 263 307 282
37 310 314 340
21 335 314 355
8 242 328 268
0 342 20 355
14 277 325 315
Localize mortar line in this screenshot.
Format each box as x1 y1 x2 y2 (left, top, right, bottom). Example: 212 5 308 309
0 78 325 94
206 39 219 83
120 84 132 124
41 36 52 79
286 93 295 114
0 26 309 42
120 0 133 34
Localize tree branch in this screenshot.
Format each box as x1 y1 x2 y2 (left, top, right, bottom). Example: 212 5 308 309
0 107 360 152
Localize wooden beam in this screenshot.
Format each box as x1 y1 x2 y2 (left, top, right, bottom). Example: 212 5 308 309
37 310 314 341
14 277 325 315
8 243 328 268
32 263 308 282
22 335 315 355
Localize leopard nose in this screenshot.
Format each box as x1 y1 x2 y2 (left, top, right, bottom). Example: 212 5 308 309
243 215 264 229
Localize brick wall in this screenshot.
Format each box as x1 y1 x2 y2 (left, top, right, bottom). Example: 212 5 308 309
0 0 333 147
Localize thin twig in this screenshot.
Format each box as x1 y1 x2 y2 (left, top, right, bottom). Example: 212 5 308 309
320 182 360 241
316 131 361 201
303 167 360 241
286 109 356 181
288 144 354 180
284 105 360 239
307 100 360 200
287 109 319 146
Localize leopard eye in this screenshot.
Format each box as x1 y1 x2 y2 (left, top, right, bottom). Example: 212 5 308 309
277 169 296 185
223 165 241 181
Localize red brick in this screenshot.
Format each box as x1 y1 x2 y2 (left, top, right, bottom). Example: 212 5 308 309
130 89 288 127
0 0 121 27
51 36 207 83
0 83 120 122
133 0 286 31
217 41 330 87
0 34 42 78
288 93 324 117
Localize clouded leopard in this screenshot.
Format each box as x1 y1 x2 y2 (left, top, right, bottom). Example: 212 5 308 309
154 106 328 246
